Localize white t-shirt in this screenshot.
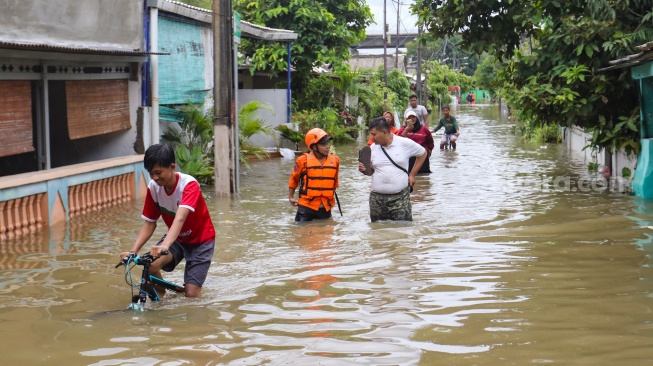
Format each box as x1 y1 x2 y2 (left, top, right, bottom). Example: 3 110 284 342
404 105 429 125
370 135 426 194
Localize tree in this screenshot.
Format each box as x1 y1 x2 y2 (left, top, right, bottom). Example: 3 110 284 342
473 54 500 98
423 60 474 108
385 69 412 113
405 35 478 76
233 0 374 92
413 0 653 154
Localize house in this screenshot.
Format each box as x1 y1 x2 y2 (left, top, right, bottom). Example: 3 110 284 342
0 0 297 241
0 0 148 176
150 0 298 149
601 41 653 198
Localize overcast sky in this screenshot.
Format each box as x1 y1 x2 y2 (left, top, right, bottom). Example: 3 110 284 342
366 0 418 35
361 0 418 54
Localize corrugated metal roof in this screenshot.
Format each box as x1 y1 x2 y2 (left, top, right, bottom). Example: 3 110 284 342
599 41 653 72
157 0 297 41
0 41 168 56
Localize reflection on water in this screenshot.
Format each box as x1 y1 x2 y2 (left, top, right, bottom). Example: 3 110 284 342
2 104 653 365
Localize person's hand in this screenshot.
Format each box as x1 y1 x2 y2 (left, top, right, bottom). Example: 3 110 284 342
358 162 366 173
119 251 135 261
149 245 169 258
289 197 298 206
455 131 460 137
408 174 416 189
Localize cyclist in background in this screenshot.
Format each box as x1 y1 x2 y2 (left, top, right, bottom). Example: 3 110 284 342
432 105 461 150
119 143 215 298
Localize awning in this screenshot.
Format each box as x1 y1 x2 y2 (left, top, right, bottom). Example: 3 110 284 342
151 0 297 41
0 41 168 62
599 41 653 72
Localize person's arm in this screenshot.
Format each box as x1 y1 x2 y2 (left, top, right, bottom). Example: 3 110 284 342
424 127 435 153
121 188 158 259
454 118 461 136
288 187 298 206
422 108 429 128
288 156 304 205
401 119 414 136
432 120 443 133
408 151 427 188
122 220 157 259
150 207 190 257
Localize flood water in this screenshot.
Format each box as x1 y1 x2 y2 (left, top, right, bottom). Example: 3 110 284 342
3 103 653 365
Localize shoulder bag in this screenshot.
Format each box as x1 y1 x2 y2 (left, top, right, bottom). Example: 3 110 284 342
380 146 413 193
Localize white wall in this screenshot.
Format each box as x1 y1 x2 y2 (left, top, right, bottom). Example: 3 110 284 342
0 0 142 50
238 89 289 148
563 125 637 177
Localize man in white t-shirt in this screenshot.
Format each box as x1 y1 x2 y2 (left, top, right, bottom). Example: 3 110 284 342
404 94 429 127
358 116 427 221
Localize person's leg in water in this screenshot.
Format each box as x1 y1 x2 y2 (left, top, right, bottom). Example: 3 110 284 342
440 134 449 150
181 241 214 298
295 204 332 222
450 134 458 150
149 251 174 298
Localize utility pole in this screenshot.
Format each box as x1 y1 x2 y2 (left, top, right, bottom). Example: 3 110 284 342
395 0 400 69
383 0 388 99
416 24 422 103
213 0 234 195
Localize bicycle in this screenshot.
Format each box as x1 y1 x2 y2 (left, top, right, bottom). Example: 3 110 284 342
115 250 185 311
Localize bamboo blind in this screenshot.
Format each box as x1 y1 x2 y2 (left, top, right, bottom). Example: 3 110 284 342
0 80 34 157
65 79 131 140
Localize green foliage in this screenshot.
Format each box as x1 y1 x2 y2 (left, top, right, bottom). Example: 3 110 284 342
514 119 562 144
588 161 600 172
583 108 641 156
386 69 412 113
291 108 356 148
161 101 215 184
161 101 214 155
234 0 374 92
175 145 214 183
275 124 303 150
423 61 474 110
622 167 631 179
413 0 652 154
238 100 276 167
296 74 334 111
474 54 501 98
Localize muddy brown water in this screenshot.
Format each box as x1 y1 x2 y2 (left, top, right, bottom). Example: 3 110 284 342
2 104 653 365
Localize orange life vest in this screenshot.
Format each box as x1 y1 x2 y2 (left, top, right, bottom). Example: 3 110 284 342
298 153 338 202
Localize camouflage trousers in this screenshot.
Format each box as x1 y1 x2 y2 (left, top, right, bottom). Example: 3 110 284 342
369 186 412 222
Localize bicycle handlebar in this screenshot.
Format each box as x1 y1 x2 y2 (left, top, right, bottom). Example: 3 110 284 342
115 250 169 268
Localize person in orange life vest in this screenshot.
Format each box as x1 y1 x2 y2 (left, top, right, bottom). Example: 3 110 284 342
119 143 215 298
367 111 400 146
288 128 340 222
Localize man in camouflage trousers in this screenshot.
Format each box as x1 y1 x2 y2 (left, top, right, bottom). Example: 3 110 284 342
358 117 427 222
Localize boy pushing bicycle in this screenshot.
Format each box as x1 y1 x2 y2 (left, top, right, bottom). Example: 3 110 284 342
119 143 215 298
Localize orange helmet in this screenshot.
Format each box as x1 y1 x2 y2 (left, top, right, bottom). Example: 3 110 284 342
305 128 329 149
